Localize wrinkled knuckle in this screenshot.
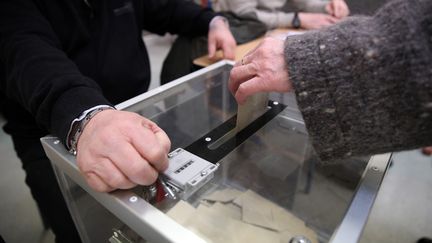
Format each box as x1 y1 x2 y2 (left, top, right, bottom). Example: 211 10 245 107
164 139 172 153
143 171 158 185
128 161 146 179
237 84 247 97
230 70 239 81
85 173 110 192
107 177 123 189
145 118 157 127
246 64 254 74
134 164 157 185
256 47 265 56
159 157 169 171
147 146 165 163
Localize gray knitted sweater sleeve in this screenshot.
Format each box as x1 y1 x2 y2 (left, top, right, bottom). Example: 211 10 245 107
284 0 432 160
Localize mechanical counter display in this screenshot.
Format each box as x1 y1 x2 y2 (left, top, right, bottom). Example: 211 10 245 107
161 148 219 200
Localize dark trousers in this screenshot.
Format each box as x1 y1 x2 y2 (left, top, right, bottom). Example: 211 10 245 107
9 134 82 243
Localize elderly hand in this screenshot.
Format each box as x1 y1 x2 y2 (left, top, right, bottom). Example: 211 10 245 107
326 0 350 19
299 13 339 30
229 37 292 104
208 17 237 60
76 110 171 192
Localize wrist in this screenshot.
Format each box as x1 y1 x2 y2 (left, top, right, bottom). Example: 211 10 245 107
66 105 115 155
209 16 229 30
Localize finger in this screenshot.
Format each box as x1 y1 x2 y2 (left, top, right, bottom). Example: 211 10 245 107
110 142 159 185
130 121 169 171
235 77 265 104
345 6 351 17
208 36 217 59
143 121 171 171
222 41 235 60
327 15 340 24
144 121 171 153
84 171 114 192
337 5 346 18
340 4 350 17
333 3 341 18
229 64 257 94
241 53 254 65
234 54 250 68
326 3 334 16
90 157 137 189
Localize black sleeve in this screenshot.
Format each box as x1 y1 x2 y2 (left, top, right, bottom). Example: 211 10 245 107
139 0 216 36
0 0 111 143
284 0 432 160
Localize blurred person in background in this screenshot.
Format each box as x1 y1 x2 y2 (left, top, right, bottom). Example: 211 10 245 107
161 0 349 86
213 0 350 30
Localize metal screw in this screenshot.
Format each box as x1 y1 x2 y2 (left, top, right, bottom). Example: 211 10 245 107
129 196 138 203
371 166 379 172
289 236 311 243
205 137 212 142
273 101 279 105
54 140 60 145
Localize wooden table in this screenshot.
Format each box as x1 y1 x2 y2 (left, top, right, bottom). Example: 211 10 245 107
193 28 302 67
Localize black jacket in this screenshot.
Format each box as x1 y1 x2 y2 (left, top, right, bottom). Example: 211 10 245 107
0 0 215 142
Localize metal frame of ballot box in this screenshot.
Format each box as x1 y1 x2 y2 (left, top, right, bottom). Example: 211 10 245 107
41 61 391 243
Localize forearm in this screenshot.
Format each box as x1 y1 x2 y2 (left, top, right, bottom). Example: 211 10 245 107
1 36 110 143
0 0 110 143
285 0 432 160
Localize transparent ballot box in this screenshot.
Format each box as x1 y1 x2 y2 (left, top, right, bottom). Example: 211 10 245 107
41 61 391 243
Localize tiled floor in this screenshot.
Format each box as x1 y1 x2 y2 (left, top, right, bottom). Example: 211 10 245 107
0 116 54 243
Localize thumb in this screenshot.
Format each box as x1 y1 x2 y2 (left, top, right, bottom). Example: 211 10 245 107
334 4 342 18
222 42 235 60
326 3 335 16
